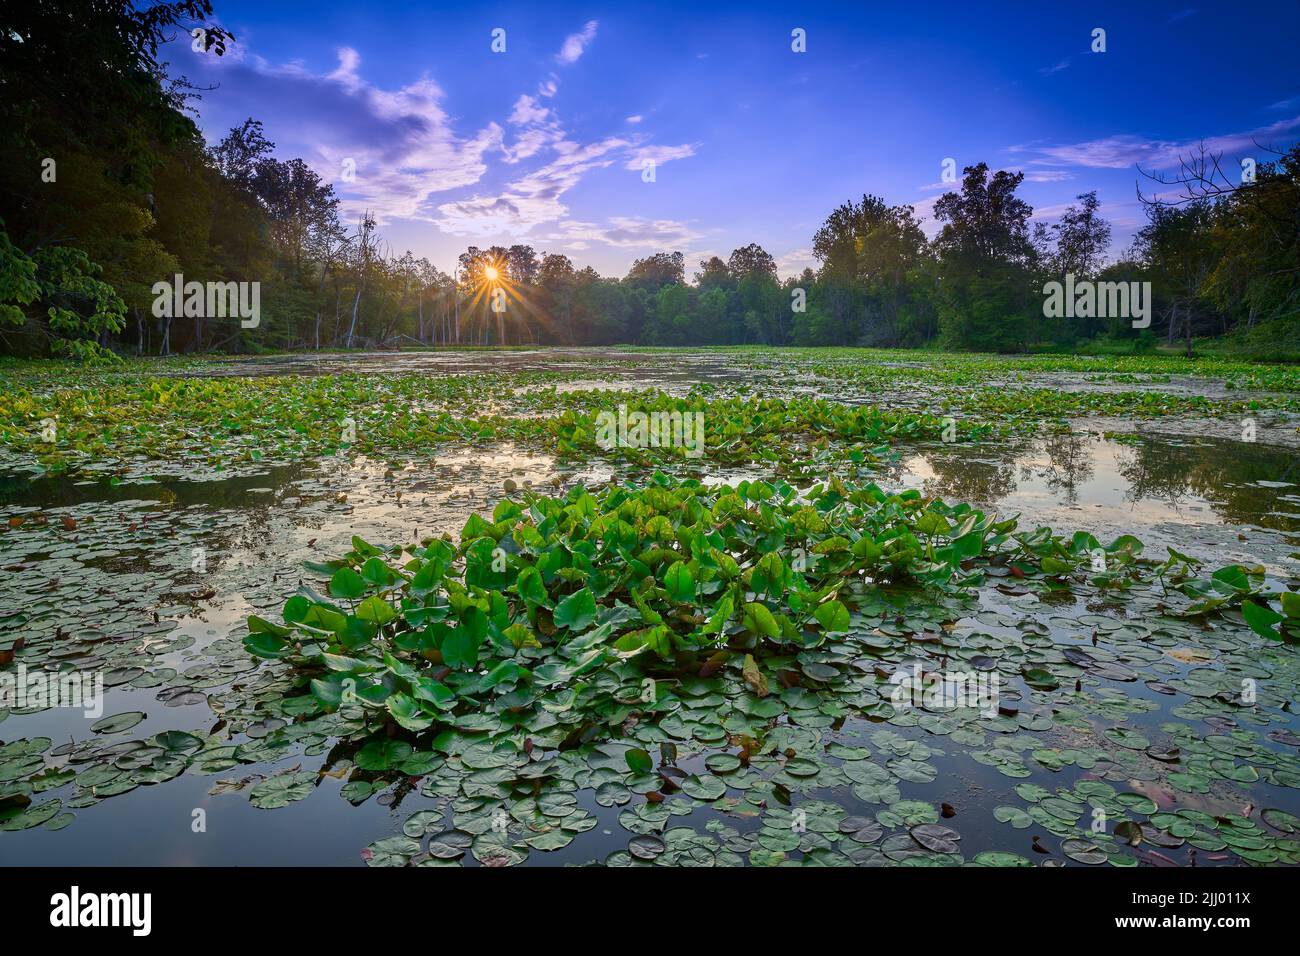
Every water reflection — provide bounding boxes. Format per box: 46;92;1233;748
1039;431;1096;506
1114;437;1300;530
896;431;1300;572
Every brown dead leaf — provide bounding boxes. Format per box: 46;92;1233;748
742;653;769;697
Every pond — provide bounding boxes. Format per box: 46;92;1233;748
2;349;1299;867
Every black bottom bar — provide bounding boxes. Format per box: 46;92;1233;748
0;864;1280;939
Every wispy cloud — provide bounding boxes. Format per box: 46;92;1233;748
624;143;698;170
436;130;698;239
1029;201;1077;221
556;20;598;65
1166;8;1197;24
435;18;698;242
508;95;550;126
1022;169;1075;183
184;45;502;223
917;164;1072;191
549;216;703;250
435;137;631;236
502;93;566;164
182;25;698;249
909;195;945;239
1012;114;1300;170
775;248;816;279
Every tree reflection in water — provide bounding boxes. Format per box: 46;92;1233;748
904;432;1300;540
908;445;1023;506
1115;435;1300;532
1039;430;1095;506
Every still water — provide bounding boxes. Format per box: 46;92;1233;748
3;356;1298;866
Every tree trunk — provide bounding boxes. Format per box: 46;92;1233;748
346;285;363;347
312;260;330;351
333;279;342;346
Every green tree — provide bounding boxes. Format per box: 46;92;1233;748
933;164;1037;350
0;222;126;360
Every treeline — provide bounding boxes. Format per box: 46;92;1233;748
1;1;1297;359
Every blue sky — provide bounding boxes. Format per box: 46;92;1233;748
168;1;1300;278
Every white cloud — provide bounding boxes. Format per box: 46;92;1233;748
1020;115;1300;171
437;130;701;239
551;217;704;249
1029;201;1077;221
187;46;504;224
508;95;551;126
556;21;598;65
1022;169;1075;183
909;195;945;239
624;143;699;170
775;248;816;279
184;29;702;255
502;88;572;165
500;128;553;165
917;164;1067;191
327;46;363;90
435;137;632;236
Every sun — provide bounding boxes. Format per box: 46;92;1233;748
484;265;499;281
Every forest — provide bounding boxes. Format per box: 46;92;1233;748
1;0;1298;362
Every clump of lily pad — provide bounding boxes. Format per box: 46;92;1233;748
224;473;1300;867
243;473;1030;732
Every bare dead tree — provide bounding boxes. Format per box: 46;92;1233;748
1137;139;1292;228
